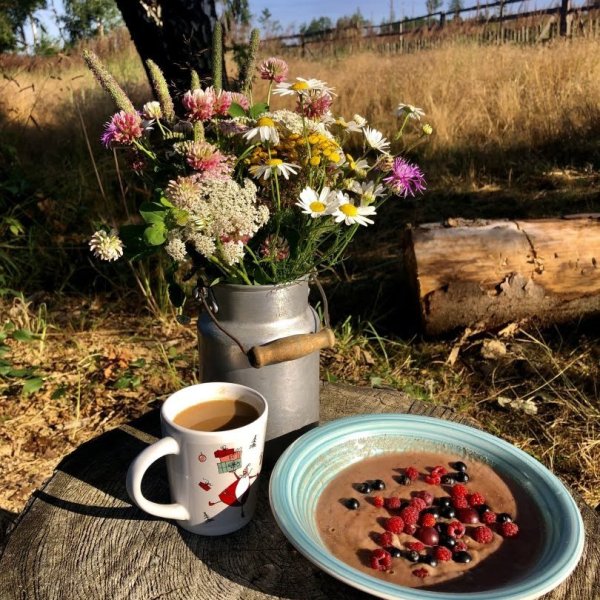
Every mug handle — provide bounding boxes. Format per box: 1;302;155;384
126;436;190;521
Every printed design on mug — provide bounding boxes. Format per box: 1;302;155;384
198;478;212;491
208;463;258;518
214;445;243;474
198;452;207;463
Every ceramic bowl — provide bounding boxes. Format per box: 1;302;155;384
269;414;584;600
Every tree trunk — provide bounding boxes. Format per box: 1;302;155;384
114;0;219;101
404;216;600;335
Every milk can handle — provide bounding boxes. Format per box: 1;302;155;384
195;276;336;369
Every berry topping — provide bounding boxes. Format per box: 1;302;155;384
454;540;468;552
400;505;420;525
472;525;494;544
419;554;438;567
457;508;480;524
478;503;491;514
420;513;437;527
396;474;411;485
403;523;418;535
453;551;473;564
424;475;442;485
385;496;402;510
415;490;434;506
410;497;427;511
441;506;457;519
406;541;425;552
440;534;456;549
372;496;385;508
370;548;393;571
385;516;405;534
389;547;403;558
497;513;513;524
378;531;394;547
345;498;360;510
358;482;373;494
372;479;386;491
455;472;470;483
431;465;448;476
441;474;456;485
405;466;419;481
412;567;429;578
451;484;469;498
424;506;440;518
447;521;466;538
437;497;452;508
434;546;453;561
405;549;421;563
499;522;519;538
481;511;497;525
467;492;486;507
453;461;468;472
417;526;440;546
452;496;469;509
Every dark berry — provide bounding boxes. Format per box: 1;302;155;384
437;497;452;508
453;551;472;564
424;507;440;519
389;547;403;558
457;508;480;524
373;479;386;491
346;498;360;510
440;535;456;549
436;522;448;534
396;474;411;485
453;461;468;473
441;506;456;519
441;474;456;485
455;472;469;483
497;513;513;523
358;482;373;494
478;504;491;514
417;526;440;546
405;550;420;563
419;554;438;567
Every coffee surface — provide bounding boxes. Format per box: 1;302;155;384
173;399;258;431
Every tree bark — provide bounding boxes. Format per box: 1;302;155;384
404;216;600;335
114;0;219;101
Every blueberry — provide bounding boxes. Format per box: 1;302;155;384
419;554;438;567
425;507;440;519
453;461;468;473
373;479;386;491
441;506;456;519
453;551;472;564
358;482;372;494
388;547;402;558
497;513;513;523
396;474;411;486
440;534;456;549
441;474;456;485
436;522;448;534
346;498;360;510
437;497;452;508
405;550;420;563
455;472;469;483
478;504;491;515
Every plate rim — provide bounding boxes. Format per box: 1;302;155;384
269;413;585;600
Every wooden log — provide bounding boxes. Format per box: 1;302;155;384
404;216;600;335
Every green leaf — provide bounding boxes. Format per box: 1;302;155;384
139;202;167;225
168;282;186;307
13;329;37;342
228;102;247;118
130;358;146;368
249;102;269;119
51;384;68;400
0;344;8;356
8;368;34;377
0;331;7;341
22;377;44;395
144;223;167;246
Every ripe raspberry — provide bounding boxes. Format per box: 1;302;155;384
472;526;494;544
467;492;486;507
372;496;385;508
431;465;448;477
424;475;441;485
454;540;468;552
452;496;469;509
415;490;434;506
370;548;393;571
400;505;420;525
405;466;419;481
499;522;519;538
451;484;469;497
406;541;425;552
385;496;402;510
420;513;436;527
409;497;427;511
412;567;429;578
385;516;405;534
379;531;394;547
433;546;453;561
481;511;497;525
404;523;418;536
447;521;466;538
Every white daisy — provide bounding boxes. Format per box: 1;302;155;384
243;116;280;145
350;180;386;205
363;127;390;153
332;194;377;227
396;103;426;121
344;154;370;174
272;77;335;97
295;186;338;218
352;114;367;127
249;159;299;180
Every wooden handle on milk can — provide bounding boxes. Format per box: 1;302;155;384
247;327;336;368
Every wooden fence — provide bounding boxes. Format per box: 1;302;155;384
261;2;600;58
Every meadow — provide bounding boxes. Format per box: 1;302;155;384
0;31;598;518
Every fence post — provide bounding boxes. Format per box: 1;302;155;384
440;12;446;28
559;0;570;36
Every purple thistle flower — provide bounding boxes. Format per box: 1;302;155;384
383;157;426;198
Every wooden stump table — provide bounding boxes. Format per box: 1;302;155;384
1;383;598;599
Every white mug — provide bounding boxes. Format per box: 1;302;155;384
126;382;268;535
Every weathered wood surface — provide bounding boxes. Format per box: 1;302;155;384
1;383;598;600
405;217;600;334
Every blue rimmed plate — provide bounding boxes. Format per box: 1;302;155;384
269;414;584;600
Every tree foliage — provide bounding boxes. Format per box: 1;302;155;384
448;0;464;18
300;16;333;36
426;0;443;14
0;0;46;51
62;0;122;43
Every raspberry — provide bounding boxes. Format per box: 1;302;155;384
405;466;419;481
372;496;385;508
454;540;468;552
452;496;469;509
370;548;393;571
499;522;519;538
420;513;436;527
415;491;434;506
406;541;425;552
433;546;453;561
409;497;427;511
424;475;442;485
431;465;448;477
467;492;486;507
451;484;468;497
447;521;466;538
385;516;405;534
472;525;494;544
400;505;420;525
403;523;418;535
481;511;497;525
385;496;402;510
412;567;429;578
379;531;394;547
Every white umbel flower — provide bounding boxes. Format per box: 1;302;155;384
363;127;390;153
332;194;377;227
142;101;162;120
243;116;280;145
249;159;300;180
296;186;338;218
89;230;124;261
396;103;426;120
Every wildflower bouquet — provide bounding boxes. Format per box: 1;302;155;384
85;29;429;294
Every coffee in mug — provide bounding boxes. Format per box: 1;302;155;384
173;399;259;432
